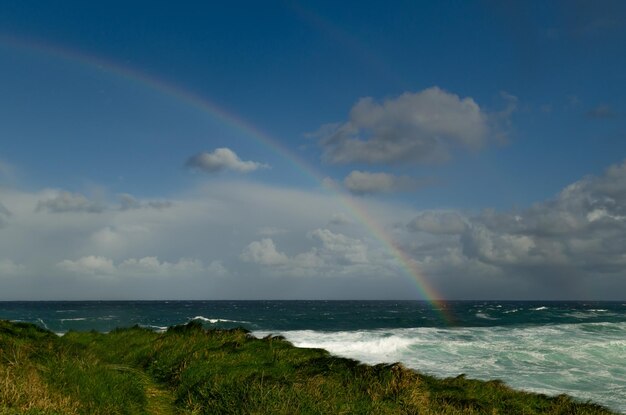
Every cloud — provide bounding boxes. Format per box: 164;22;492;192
5;160;626;300
58;255;116;276
206;260;228;277
0;259;24;276
0;202;11;227
118;256;205;276
0;159;13;178
403;159;626;298
586;104;617;119
239;229;377;278
36;191;104;214
57;255;219;278
257;227;288;236
118;193;173;211
0;180;410;299
309;228;369;265
186;148;269;173
240;238;289;265
408;211;467;235
321;177;341;190
316;87;494;164
344;170;420;195
328;213;353;226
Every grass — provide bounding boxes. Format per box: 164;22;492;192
0;320;618;414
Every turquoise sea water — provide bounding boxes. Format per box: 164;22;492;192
1;301;624;412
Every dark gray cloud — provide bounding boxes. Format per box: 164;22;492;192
407;159;626;298
315;87;509;165
186;148;268;173
36;191;104;214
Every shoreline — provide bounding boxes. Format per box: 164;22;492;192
1;319;619;414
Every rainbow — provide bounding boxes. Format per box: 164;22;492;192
0;35;453;322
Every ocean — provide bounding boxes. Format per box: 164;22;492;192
1;300;624;413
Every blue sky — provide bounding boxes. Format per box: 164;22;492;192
1;1;625;300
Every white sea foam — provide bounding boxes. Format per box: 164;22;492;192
60;318;87;322
139;324;168;333
190;316;249;324
532;306;549;311
254;321;626;413
475;312;499;320
278;330;415;359
565;312;594;319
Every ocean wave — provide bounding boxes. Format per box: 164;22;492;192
531;306;549;311
475;312;499;320
503;308;519;314
255;329;415;358
60;318;88;322
190;316;249;324
139;324;168;333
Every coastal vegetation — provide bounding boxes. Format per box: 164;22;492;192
0;320;617;415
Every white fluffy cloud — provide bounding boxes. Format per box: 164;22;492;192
186;148;268;173
309;228;369;264
344;170;419;195
317;87;493;164
240;229;380;278
240;238;289;265
58;255;116;276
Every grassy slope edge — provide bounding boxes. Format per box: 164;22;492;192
0;320;618;415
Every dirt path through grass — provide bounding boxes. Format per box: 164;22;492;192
107;364;176;415
144;379;176;415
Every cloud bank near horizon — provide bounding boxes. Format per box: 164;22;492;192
0;159;625;300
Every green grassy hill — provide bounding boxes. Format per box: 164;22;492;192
0;320;617;415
